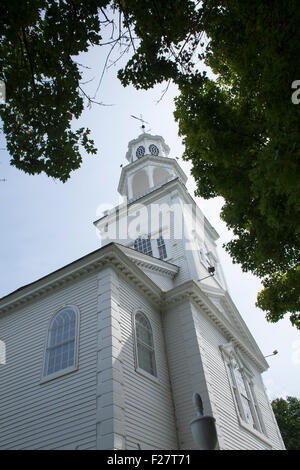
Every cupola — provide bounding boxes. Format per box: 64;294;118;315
118;133;187;200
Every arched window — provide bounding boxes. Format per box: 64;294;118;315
43;306;79;378
134;312;157;377
221;344;265;434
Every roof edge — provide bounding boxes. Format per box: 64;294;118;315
0;243;163;313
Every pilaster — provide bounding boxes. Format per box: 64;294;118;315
163;300;220;449
95;267;127;449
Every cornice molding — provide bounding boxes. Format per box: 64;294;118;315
0;244;267;373
94;178;219;242
94;177;180;228
164;281;268;373
133;260;176;277
0;245;162;314
117;244;179;279
221;290;268;365
200;285;256;346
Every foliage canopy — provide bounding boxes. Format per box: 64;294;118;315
0;0;299;326
118;0;300;328
272;396;300;450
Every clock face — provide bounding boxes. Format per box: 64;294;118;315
149;144;159;156
136;145;145;158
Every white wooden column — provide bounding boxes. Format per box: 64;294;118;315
96;267;127;449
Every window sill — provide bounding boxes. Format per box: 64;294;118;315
238;419;272;447
135;367;160;385
40;365;78;384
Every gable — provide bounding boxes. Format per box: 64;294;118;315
199;283;267;367
116;244;179;292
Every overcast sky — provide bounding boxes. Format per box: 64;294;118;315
0;41;299;401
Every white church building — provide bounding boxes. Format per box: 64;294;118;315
0;133;285;450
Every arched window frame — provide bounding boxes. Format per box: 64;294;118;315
220;343;266;437
133;311;158;380
41;305;80;382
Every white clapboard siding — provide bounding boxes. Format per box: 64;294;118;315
191;303;284;450
0;249;284;451
0;274;98;450
162;300;209;450
137;268;174;291
117;274;178;450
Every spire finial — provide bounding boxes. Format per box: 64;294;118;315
131;114;150;133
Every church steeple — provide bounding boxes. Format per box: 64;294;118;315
94;133;228;291
125;133;170;162
118;133;187;200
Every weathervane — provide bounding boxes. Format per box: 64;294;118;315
131;114;150;133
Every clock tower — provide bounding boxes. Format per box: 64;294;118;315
94;133;228;291
0;132;285;451
118;133;187;200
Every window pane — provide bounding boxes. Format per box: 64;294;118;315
136;313;153;347
44;308;77;376
137;343;156;376
62;319;70;341
47;351;55;375
157;236;167;259
49;325;58;346
136;324;152;346
56;324;63;345
242;396;255;427
135;313;156;376
235;368;247;397
68;340;75;366
231;359;259;429
136;313;149;328
134;236;153;256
